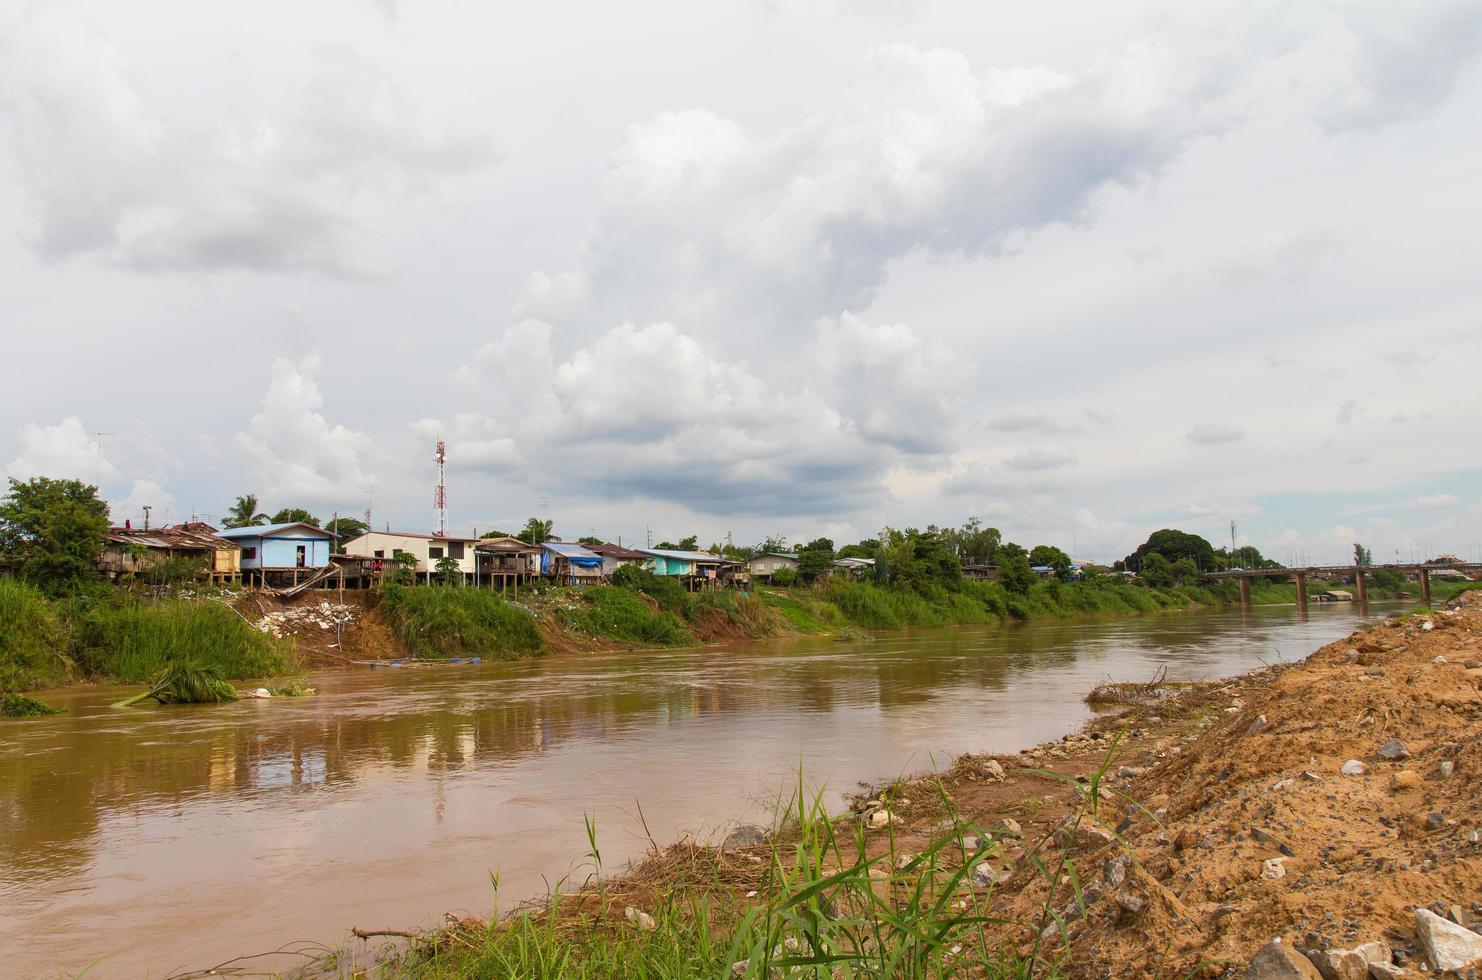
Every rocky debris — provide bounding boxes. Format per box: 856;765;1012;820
1262;858;1289;880
1247;939;1323;978
1302;946;1369;980
982;758;1006;781
256;600;357;637
1252;826;1296;857
1376;738;1411;761
1104;854;1131;887
1439;760;1456;779
623;906;656;930
894;851;917;871
721;825;767;853
1341;760;1367;777
1414;907;1482;973
1388;771;1422;792
1114;886;1146;915
865;809;895;829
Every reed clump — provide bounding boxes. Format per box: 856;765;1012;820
565;586;692;646
377;584;545;659
0;578;71;691
74;597;296;682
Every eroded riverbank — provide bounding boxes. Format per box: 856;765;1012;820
0;602;1416;977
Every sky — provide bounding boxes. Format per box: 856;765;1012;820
1;0;1480;566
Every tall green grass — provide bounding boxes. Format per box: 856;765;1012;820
377;584;545;659
565;586;692;646
74;598;297;682
0;578;71;691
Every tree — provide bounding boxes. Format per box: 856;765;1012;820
951;517;1002;564
1029;544;1073;581
0;477;110;594
324;516;369;550
269;507;320;527
1123;529;1215;572
519;518;555;545
998;553;1036;595
655;535;700;551
797;537;837;583
1170;557;1200;586
1138;552;1174;588
1353;543;1373;567
224;494;269;528
578;535;603;547
389;551;418;584
434;555;461;586
757;535;789;554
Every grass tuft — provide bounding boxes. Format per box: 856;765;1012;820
377;584;545;659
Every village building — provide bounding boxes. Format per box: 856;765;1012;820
474;536;542;590
540;541;605;584
746;552;798;583
99;523;241;584
640;548;729;589
831;556;875;581
586;541;650;577
342;530;481;584
217;522;335;587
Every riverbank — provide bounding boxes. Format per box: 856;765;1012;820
344;592;1482;978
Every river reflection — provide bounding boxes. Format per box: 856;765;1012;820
0;602;1402;977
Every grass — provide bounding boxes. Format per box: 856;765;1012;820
73;597;297;682
564;586;693;646
0;578;71;691
1;692;64;717
362;758;1113;980
377;583;546;659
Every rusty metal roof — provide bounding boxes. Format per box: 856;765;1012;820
108;525;239;551
586;542;650;560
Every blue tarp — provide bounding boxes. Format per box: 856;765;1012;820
541;541;603;574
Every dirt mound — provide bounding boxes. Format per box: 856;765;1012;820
233;589;401;668
845;593;1482;977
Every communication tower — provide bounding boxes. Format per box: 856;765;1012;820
433;439;448;537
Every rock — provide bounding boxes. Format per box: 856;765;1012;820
1426;812;1446;831
1365;666;1386;678
1465;659;1482;670
1104;854;1131;887
1388;771;1421;792
999;817;1022;836
1261;857;1288;880
623;906;656;930
721;825;767;852
1247;939;1324;979
894;851;917;870
982;758;1006;781
1252;826;1296;857
1414;907;1482;973
1376;738;1410;761
866;809;895;829
961;834;985;854
1365;964;1413;979
1114;887;1146;914
1301;770;1325;782
1341;760;1367;777
1439;760;1456;779
1304;948;1370;980
1351;941;1391;965
1248;714;1270;735
730;959;749;976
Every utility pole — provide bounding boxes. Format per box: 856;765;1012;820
142;504;152;530
91;431;113;485
363;488;375;529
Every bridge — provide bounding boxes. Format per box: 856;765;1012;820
1201;562;1482;611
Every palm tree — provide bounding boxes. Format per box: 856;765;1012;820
224;494;270;529
519;517;556;545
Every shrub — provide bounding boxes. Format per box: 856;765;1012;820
376;584;545;659
567;587;691;645
0;578;71;691
2;693;64;717
611;564;689;614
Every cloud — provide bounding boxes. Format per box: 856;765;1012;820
233;355;382;505
0;12;491;275
1317;1;1482;132
1004;448;1077;471
1186;423;1245;445
1404;493;1460;511
1383;350;1436;367
523;39;1238;336
4;416;114;483
1336;400;1358;425
988;412;1066;434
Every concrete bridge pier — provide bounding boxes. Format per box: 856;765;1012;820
1239;577;1251;609
1355;568;1368;604
1294;571;1308;614
1420;568;1431;606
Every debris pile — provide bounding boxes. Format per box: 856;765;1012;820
256;601;357;637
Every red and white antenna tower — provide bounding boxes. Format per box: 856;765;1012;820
433;438;448;537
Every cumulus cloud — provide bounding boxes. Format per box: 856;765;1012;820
524;39;1238;336
1004;448;1077;471
0;11;490;274
987;412;1066;434
5;416;114;482
1186;423;1245;445
1317;1;1482;132
234;355;382;504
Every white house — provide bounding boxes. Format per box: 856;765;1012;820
343;530;482;583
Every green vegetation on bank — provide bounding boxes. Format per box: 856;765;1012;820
0;578;296;695
376;583;545;659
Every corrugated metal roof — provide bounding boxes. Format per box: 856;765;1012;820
640;548;722;562
352;529;482;542
587;542;650;560
108;525;238;550
542;541;602;559
217;522;334;539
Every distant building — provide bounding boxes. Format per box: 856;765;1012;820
99;523;241;584
475;536;542;588
217;522;335;586
540;541;605;584
831;556;875;581
961;564;998;581
747;552;799;582
586;542;651;577
641;548;728;588
343;530;481;584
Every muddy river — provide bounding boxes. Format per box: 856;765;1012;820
0;602;1405;977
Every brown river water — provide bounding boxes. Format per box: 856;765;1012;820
0;602;1405;978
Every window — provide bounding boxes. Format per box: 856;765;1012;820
449;542;465;559
373;549;384;558
242;547;257;560
429;546;444;559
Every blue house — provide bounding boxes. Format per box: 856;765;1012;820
217;522;335;585
540;541;604;584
